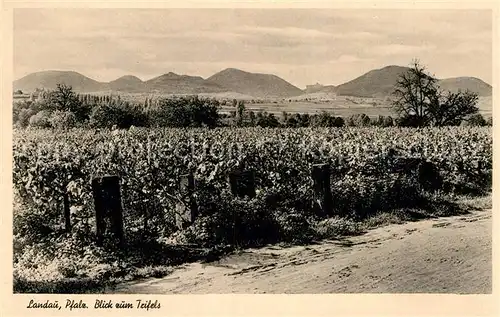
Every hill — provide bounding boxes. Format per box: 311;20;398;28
438;77;492;96
13;70;106;93
207;68;303;98
144;72;225;94
14;67;492;99
331;66;492;98
334;65;410;98
108;75;145;92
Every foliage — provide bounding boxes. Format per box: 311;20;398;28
13;126;492;290
346;113;371;127
149;96;220;128
13;127;492;239
462;113;487;127
49;110;77;129
15;106;36;128
28;110;52;128
89;102;148;128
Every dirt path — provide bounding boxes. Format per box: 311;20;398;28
110;206;491;294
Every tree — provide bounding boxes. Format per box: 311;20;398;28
392;60;479;127
235;100;245;127
285;115;299;128
256;112;280;128
373;115;385;127
43;84;92;122
428;90;479;126
17;108;36;128
346;113;371;127
331;116;345;127
151;96;219;128
311;111;333;127
461;113;487;127
248;111;256;127
46;84;80;111
383;116;394;127
89;101;148;129
299;113;310;127
486;116;493;126
282;111;289;124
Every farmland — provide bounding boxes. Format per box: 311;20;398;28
32;91;491;118
13;126;492;293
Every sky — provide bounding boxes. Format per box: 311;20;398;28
13;9;492;88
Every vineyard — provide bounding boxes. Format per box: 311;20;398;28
13;126;492;293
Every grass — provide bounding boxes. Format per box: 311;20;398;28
13;265;173;294
361;193;491;230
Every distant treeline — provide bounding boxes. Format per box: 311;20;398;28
13;84;491;129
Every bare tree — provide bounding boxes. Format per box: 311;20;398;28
48;84;81;112
392;60;479;127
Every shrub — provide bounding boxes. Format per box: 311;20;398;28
462;113;487;127
150;96;220;128
29;110;52;128
49;110;77;129
89;102;148;128
312;217;363;239
273;208;313;243
16;108;36;128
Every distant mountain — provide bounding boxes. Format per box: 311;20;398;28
145;72;225;94
108;75;145;92
13;70;106;93
334;65;410;98
207;68;303;98
437;77;492;96
331;65;492;98
14;67;492;99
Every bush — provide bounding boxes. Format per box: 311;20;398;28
89;102;148;128
313;217;363;239
29;110;52;128
16;108;36;128
49;110;77;129
150;96;220;128
346;113;371;127
462;113;487;127
273;208;313;243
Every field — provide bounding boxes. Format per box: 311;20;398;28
17;91;490;118
13;126;492;293
95;93;492;117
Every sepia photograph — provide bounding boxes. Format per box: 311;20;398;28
11;7;493;296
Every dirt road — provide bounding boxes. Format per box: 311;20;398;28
111;206;491;294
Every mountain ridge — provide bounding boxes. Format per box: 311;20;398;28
13;66;492;98
206;68;304;98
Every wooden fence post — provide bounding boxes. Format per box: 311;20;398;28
312;163;333;216
92;175;124;247
63;192;71;232
227;169;256;246
175;174;198;230
228;169;256;198
417;161;442;191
